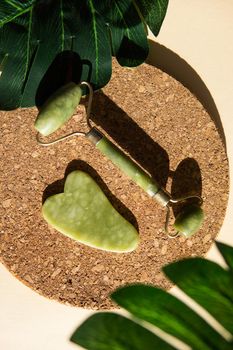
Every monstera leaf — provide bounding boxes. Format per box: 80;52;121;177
0;0;169;110
71;241;233;349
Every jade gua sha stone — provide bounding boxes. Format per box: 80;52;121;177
42;171;139;253
36;82;204;239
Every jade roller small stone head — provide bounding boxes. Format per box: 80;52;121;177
35;81;204;239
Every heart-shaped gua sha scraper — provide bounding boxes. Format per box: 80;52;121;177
42;171;139;252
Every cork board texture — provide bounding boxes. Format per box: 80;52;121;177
0;61;229;309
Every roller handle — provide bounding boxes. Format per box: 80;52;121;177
86;127;171;206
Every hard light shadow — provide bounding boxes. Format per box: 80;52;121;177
36;51;92;107
42;159;139;231
147;40;226;149
171;158;202;216
88;91;170;189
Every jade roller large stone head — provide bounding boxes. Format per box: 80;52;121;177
35;81;204;242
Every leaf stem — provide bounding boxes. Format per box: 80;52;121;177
88;0;98;82
0;1;35;28
60;0;65;51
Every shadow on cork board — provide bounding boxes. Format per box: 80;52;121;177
147;40;226;150
42;159;139;231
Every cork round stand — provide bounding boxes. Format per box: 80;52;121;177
0;61;229;309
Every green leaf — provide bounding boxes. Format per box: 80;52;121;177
163;258;233;335
22;0;112;106
134;0;169;36
216;241;233;272
0;0;112;109
0;11;36;109
0;0;167;110
0;52;8;73
20;3;67;107
0;0;35;27
98;0;149;67
112;284;231;350
70;312;176;350
72;1;112;88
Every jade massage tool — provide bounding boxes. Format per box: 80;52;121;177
42;170;139;253
35;82;204;239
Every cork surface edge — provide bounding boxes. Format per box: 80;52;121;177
0;61;229;309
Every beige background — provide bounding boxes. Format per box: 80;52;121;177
1;0;233;349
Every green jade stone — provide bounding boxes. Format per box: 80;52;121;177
35;82;82;136
42;171;139;253
88;131;204;237
174;204;204;237
95;137;159;196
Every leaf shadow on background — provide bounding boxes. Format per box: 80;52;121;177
147;40;226;150
171;158;202;217
42;159;138;231
35;51;92;107
87;91;170;189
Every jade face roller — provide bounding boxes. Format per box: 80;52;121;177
35;82;204;238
